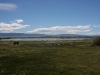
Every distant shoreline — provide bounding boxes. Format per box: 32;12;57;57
0;36;93;39
0;36;93;41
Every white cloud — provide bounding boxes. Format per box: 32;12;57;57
0;19;30;32
11;19;23;23
93;25;100;27
0;3;17;10
87;32;100;35
27;24;91;34
84;29;91;32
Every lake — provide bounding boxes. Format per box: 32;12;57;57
1;37;92;41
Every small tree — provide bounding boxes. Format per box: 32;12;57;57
92;36;100;46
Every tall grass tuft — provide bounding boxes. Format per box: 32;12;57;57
92;36;100;46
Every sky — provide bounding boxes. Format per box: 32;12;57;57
0;0;100;35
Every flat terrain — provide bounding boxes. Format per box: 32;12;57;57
0;40;100;75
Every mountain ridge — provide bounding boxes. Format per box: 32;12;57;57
0;33;92;37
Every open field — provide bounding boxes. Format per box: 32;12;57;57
0;40;100;75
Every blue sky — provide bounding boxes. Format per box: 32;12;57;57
0;0;100;35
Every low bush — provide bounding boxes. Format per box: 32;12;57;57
92;36;100;46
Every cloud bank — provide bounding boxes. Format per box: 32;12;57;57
0;19;30;32
0;3;17;10
1;19;99;35
27;24;91;34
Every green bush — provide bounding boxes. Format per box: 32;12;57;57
92;36;100;46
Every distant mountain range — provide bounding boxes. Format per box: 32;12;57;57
0;33;94;38
0;33;45;37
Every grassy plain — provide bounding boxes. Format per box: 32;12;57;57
0;40;100;75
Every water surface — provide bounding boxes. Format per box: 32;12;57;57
1;37;92;41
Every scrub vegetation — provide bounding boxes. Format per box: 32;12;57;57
0;40;100;75
92;36;100;46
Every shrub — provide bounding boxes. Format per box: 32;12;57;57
92;36;100;46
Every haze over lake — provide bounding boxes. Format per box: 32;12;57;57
1;37;92;41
